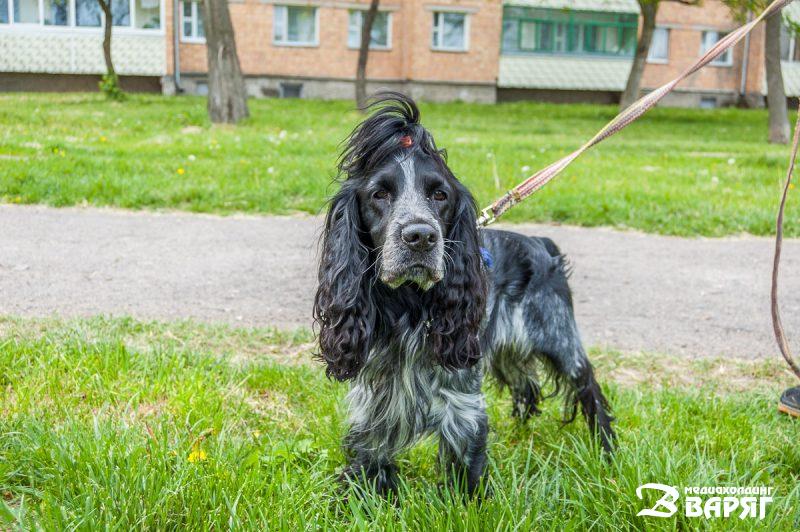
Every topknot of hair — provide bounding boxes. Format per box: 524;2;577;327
338;91;444;179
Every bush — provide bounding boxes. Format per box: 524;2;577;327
99;73;125;101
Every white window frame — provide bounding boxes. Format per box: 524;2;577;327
781;22;798;62
180;0;204;43
273;4;319;47
0;0;163;33
785;33;798;62
647;26;669;64
431;10;469;52
701;30;733;67
347;9;391;50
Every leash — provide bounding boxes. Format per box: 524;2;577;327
772;103;800;381
476;0;794;227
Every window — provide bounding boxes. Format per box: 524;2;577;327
2;0;160;28
112;0;130;26
44;0;69;25
432;11;467;51
134;0;159;29
699;96;718;109
648;27;669;62
279;82;303;98
701;31;732;66
347;9;390;49
13;0;39;23
274;5;317;46
181;0;205;41
501;7;637;56
76;0;101;26
780;23;800;62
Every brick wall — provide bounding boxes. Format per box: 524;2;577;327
166;0;501;85
641;0;765;98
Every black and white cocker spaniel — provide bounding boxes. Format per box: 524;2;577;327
314;92;614;497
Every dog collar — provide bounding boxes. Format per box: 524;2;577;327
480;247;494;269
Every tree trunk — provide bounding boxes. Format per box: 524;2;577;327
620;1;657;109
201;0;249;124
355;0;380;110
765;9;790;144
98;0;115;76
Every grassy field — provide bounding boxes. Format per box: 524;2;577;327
1;93;799;237
0;317;798;529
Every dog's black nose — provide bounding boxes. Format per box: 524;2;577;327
401;223;438;252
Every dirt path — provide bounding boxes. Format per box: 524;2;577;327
2;204;799;359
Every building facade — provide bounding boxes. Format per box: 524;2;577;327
1;0;799;107
0;0;166;91
168;0;502;103
497;0;639;103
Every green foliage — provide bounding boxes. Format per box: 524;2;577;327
0;93;798;237
0;317;798;529
99;73;125;101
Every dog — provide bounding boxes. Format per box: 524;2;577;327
314;92;614;497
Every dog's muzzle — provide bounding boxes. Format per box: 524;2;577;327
380;222;445;290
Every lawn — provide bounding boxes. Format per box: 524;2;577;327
1;93;799;237
1;317;798;529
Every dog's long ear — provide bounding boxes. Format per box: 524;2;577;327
428;186;487;370
313;182;373;381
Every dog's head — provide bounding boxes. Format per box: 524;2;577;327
314;92;486;381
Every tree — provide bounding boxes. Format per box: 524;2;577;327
355;0;381;110
765;9;790;143
724;1;789;143
96;0;123;99
200;0;249;124
620;0;701;110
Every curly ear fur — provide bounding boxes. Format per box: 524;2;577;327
428;185;487;370
313;181;374;381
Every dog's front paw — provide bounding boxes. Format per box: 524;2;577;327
340;462;399;499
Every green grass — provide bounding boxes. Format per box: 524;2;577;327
1;93;799;237
1;317;798;529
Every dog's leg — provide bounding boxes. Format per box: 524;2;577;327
571;359;615;453
341;379;415;498
433;375;489;496
492;355;542;422
511;378;542;421
340;451;399;497
534;309;616;453
520;269;615;452
437;413;488;496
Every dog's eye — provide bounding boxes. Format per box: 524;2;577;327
431;190;447;202
373;189;390;201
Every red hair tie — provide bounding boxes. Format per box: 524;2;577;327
399;135;413;148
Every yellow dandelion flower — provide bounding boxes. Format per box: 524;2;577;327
100;136;107;142
790;183;796;190
177;167;185;175
188;447;207;463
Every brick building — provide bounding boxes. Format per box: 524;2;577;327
1;0;799;107
167;0;502;102
498;0;800;107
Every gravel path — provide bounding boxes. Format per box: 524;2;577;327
2;204;799;359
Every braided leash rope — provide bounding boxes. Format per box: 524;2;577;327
772;103;800;380
477;0;794;227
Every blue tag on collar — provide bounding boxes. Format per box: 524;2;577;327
480;247;494;269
